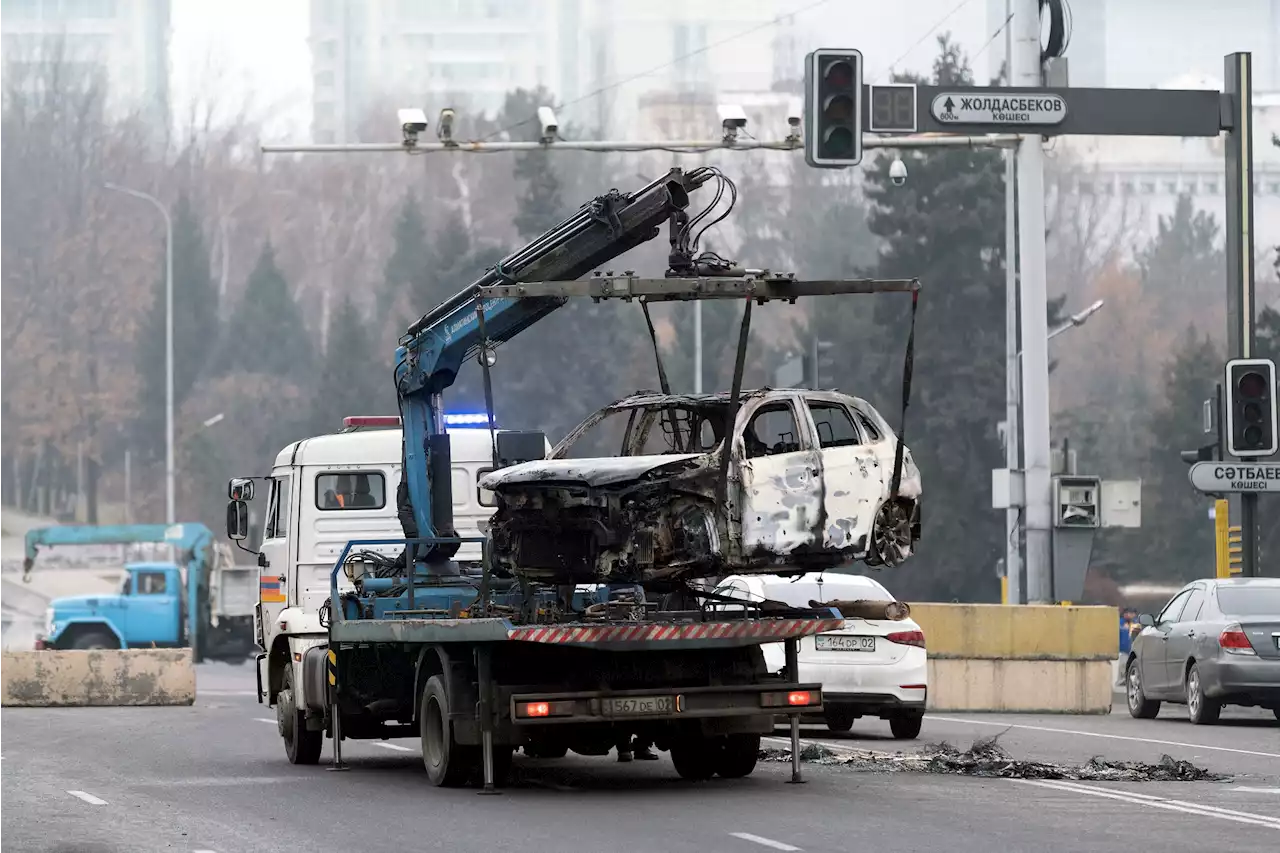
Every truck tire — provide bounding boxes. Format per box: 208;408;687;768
713;734;760;779
670;738;716;781
72;631;118;650
420;675;477;787
278;666;323;765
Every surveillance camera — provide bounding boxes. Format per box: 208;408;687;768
398;107;428;142
437;108;455;142
717;104;748;132
537;106;558;143
889;157;908;186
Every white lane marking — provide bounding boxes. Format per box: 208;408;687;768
729;832;803;851
1235;787;1280;794
372;742;414;753
253;718;276;724
928;715;1280;759
67;790;108;806
193;849;220;852
1010;779;1280;830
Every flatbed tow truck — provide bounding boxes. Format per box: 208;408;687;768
228;165;919;788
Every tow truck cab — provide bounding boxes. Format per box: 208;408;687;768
38;562;183;650
233;415;551;706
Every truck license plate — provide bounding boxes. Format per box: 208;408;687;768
816;635;876;652
602;695;675;716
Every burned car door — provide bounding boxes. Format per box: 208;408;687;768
736;397;823;561
804;400;880;552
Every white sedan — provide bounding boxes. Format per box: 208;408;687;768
707;571;928;738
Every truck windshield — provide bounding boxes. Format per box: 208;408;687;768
558;403;729;459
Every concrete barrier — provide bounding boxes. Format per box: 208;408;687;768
1;649;195;707
910;603;1118;714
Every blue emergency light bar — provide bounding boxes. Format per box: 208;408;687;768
342;414;494;430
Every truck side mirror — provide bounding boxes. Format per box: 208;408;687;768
228;478;255;501
227;500;249;540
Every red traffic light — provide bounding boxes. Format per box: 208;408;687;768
1237;370;1268;398
823;59;854;88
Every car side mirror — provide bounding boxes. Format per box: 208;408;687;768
228;478;254;501
1138;613;1155;627
226;500;249;541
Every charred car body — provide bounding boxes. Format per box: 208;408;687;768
480;388;922;585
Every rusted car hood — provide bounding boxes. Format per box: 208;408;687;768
480;454;704;489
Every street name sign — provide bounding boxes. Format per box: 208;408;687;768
929;92;1067;126
1188;461;1280;494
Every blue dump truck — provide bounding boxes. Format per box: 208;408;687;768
24;523;257;663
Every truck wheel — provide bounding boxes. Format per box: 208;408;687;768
72;631;118;650
713;734;760;779
889;711;924;740
420;675;477;787
278;666;322;765
670;738;716;781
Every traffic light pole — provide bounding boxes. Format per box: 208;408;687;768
1224;53;1260;578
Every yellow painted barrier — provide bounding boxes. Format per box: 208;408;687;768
905;603;1118;713
910;603;1117;661
0;649;195;707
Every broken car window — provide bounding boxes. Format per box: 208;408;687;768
633;405;727;455
808;403;864;449
560;408;634;458
743;404;801;458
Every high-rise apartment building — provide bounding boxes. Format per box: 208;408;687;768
1;0;170;124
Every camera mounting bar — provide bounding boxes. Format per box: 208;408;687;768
477;272;920;304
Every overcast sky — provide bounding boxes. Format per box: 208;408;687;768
167;0;999;142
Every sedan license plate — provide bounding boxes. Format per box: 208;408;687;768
816;635;876;652
602;695;675;716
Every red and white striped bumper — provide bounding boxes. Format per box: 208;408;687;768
506;618;844;646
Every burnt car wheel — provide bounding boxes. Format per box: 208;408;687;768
867;501;913;568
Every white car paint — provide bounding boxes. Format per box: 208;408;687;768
709;572;928;730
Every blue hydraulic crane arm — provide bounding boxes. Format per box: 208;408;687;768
22;522;215;660
394;168;711;547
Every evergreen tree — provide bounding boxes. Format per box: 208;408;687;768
381;192;434;317
221;242;311;379
477;87;652;439
135;193;219;457
309;295;386;432
1137;329;1222;582
1138;193;1224;329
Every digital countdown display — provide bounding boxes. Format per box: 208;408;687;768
868;84;918;133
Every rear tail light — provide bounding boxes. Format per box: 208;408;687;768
1219;625;1256;655
886;630;926;648
761;689;822;709
515;699;574;719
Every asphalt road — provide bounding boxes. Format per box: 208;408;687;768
2;663;1277;853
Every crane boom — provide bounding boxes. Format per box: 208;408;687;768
394;168;713;554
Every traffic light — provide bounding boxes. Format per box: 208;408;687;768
1225;358;1278;457
814;339;837;388
804;48;863;169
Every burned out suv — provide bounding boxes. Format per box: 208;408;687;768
479;389;922;585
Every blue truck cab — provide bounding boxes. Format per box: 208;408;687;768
38;562;184;651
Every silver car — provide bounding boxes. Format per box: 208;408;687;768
1126;577;1280;724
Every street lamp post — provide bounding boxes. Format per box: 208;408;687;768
105;183;174;525
1006;298;1106;604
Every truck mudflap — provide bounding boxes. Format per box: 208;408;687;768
505;618;844;649
509;682;824;725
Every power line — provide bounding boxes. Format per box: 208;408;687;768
972;12;1015;74
873;0;978;83
484;0;837;141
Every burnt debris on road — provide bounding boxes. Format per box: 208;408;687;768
759;734;1227;783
